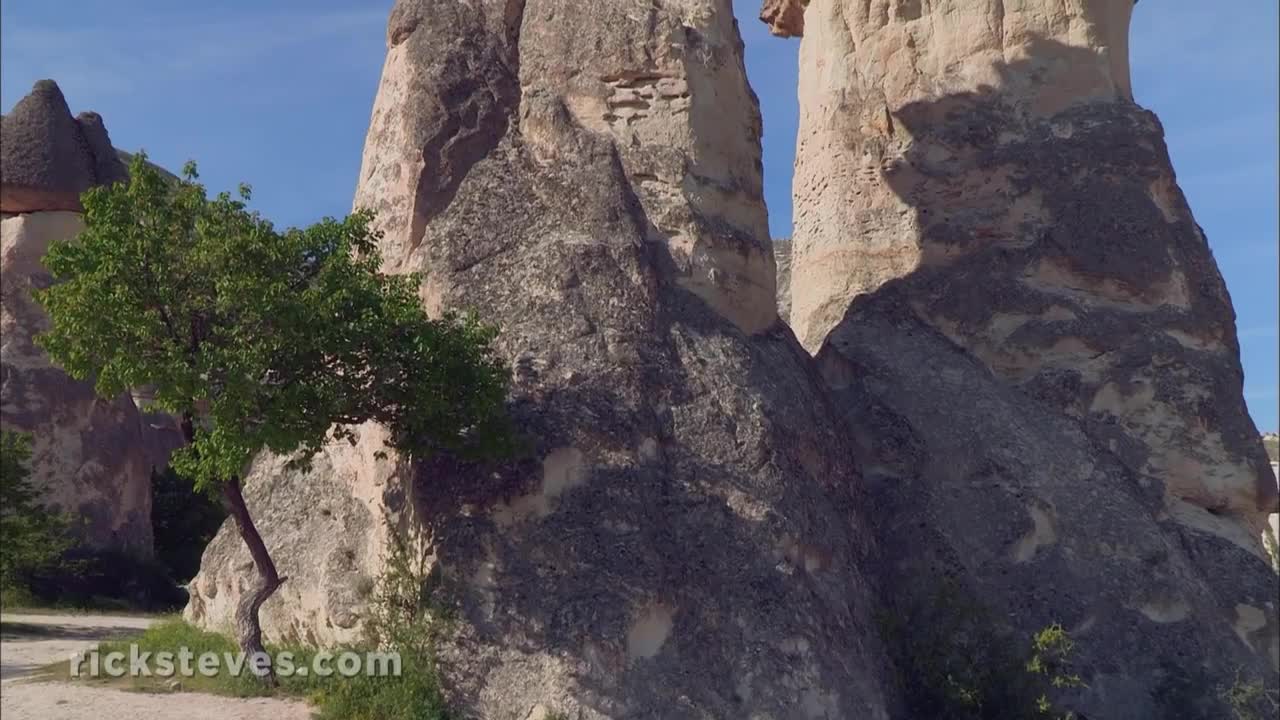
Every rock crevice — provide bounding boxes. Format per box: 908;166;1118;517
187;3;891;718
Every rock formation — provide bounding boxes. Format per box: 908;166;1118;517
186;2;893;717
766;0;1279;715
1;80;175;555
184;0;1278;717
761;0;808;37
774;238;793;318
776;0;1276;549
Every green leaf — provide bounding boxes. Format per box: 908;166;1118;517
34;153;513;491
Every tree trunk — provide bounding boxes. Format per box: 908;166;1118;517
181;414;286;682
221;474;287;683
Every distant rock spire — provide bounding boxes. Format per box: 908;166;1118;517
1;79;127;213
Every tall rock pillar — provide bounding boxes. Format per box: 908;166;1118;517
764;1;1278;716
777;0;1275;553
1;80;175;555
186;2;894;717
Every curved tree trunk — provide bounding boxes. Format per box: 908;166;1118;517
180;414;285;682
221;474;286;682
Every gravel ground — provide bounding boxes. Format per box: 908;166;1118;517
0;613;312;720
1;613;155;680
0;682;314;720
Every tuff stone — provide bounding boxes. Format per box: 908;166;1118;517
0;82;175;555
784;0;1275;556
774;238;793;319
760;0;808;37
1;212;160;554
0;80;128;213
821;289;1279;717
185;1;892;717
779;0;1279;714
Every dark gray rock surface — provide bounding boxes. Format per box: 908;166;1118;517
187;2;893;718
1;80;127;213
820;288;1278;719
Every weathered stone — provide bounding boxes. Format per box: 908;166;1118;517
0;82;175;556
760;0;808;37
821;289;1278;717
185;426;407;647
0;80;127;213
1;212;157;554
774;238;793;320
773;0;1279;714
187;1;892;718
784;0;1275;554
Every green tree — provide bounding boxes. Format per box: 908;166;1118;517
35;154;511;669
0;431;71;592
151;465;226;584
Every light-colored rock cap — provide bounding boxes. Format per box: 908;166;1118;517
778;0;1275;555
760;0;808;37
761;0;1137;115
355;0;779;334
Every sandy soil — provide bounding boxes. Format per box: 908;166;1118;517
0;683;314;720
0;613;155;680
0;613;312;720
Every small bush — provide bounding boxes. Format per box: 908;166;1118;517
92;618;271;697
1220;668;1280;720
151;466;226;583
0;431;72;592
2;430;199;611
64;530;456;718
877;577;1084;719
22;547;186;612
309;529;452;720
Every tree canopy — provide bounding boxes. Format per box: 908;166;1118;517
36;155;512;491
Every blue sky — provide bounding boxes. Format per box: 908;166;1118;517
2;1;1276;430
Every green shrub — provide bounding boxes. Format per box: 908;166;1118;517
1;429;198;612
0;431;71;592
1219;668;1280;720
22;547;186;611
151;466;226;583
92;618;270;697
309;529;452;720
877;578;1084;719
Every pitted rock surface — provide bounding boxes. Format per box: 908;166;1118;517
1;212;159;554
0;81;174;554
774;0;1279;715
774;238;793;320
1;80;128;213
782;0;1274;547
186;2;892;718
821;289;1278;718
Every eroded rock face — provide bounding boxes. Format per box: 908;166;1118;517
186;2;892;718
774;238;793;319
773;0;1279;713
785;0;1275;554
822;290;1278;717
0;81;173;555
185;424;413;646
1;213;158;554
760;0;808;37
1;80;129;213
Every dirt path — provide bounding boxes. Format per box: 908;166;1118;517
0;613;312;720
0;613;154;680
1;682;314;720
